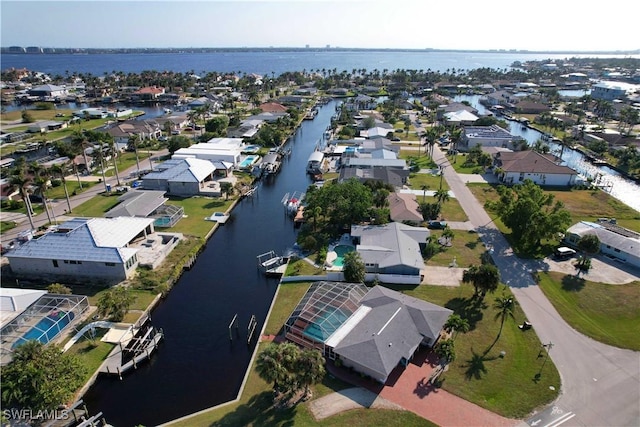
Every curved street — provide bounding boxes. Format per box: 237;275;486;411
432;144;640;427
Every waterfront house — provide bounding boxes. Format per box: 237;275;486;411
104;190;184;228
105;120;162;144
350;222;429;284
442;110;479;126
142;158;216;196
284;282;451;384
172;138;243;167
339;166;409;189
460;124;516;151
591;81;638;101
131;86;165;101
27;120;67;133
493;150;578;186
27;84;67;99
6;217;156;284
563;221;640;268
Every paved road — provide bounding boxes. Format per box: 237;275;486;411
1;149;168;244
432;145;640;427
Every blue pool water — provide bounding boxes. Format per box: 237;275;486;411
303;308;350;342
239;155;258;168
333;244;355;267
12;311;75;348
154;216;171;227
242;145;260;154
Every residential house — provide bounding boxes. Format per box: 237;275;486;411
350;222;429;284
365;127;395;139
564;221;640;268
591;81;637;101
442;110;479;126
105;190;184;228
6;217;156;284
339;166;409;189
493;150;578;186
172;138;243;166
28;84;67;99
259;102;288;113
105;120;162;144
245;111;289;123
142;158;215;196
387;192;423;224
513;100;551;115
131;86;165;101
331;285;452;383
461;125;516;151
284;282;451;384
345;94;377;111
27;120;67;133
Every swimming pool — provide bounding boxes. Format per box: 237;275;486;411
303;308;350;342
242;145;260;154
12;310;75;348
332;244;355;267
239;155;259;169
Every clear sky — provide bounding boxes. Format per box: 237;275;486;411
1;0;638;52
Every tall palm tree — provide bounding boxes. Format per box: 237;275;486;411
70;130;92;173
128;134;141;174
8;172;35;230
434;188;450;207
107;136;121;186
421;184;430;203
50;163;72;213
296;348;326;399
493;293;517;339
33;175;53;224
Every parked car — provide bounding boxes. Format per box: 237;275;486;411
554;247;576;260
428;220;448;229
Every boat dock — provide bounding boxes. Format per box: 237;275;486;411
257;250;288;276
99;321;164;380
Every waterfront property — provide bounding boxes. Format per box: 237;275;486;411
172;138;244;167
142;158;216;196
324;234;356;270
5;217;155;284
461;124;517;151
350;222;429;284
493;150;579;186
284;282;452;384
563;220;640;268
104;190;184;228
0;290;89;365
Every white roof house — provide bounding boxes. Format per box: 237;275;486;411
564;221;640;268
443;110;479;125
6;217;155;284
173;140;242;166
0;289;47;327
461;125;516;151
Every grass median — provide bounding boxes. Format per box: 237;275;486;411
536;271;640;350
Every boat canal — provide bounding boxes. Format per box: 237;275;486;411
83;101;339;426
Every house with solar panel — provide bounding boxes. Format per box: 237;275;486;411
460;124;517;151
284;282;452;384
5;217;156;285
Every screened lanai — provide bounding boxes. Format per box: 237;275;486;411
1;293;89;365
284;281;368;353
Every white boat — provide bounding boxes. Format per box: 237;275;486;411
204;212;230;223
163;108;173;114
282;191;305;216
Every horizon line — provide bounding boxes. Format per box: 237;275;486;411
2;46;640;54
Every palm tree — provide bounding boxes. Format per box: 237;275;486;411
33;175;53;224
8;172;35;230
421;184;430;203
256;344;288;391
434;188;450;208
295;349;326;400
435;338;456;363
107;137;121;186
462;264;500;300
493;293;517;339
128;134;141;175
50;163;72;213
70;130;92;173
443;314;469;340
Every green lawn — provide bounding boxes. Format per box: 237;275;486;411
98;152;152;178
47;180;98;201
408;173;450;192
169;282;437;427
1;221;17;233
285;258;325;277
426;229;486;267
537;272;640;350
390;284;560;418
71;193;121;217
65;333;115;385
164;196;236;236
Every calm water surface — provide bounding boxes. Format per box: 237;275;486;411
82;101;337;426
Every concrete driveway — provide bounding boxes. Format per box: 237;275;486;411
432;145;640;427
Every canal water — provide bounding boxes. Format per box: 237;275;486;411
83;101;338;426
454;94;640;212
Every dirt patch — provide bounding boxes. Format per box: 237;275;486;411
308;387;403;420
